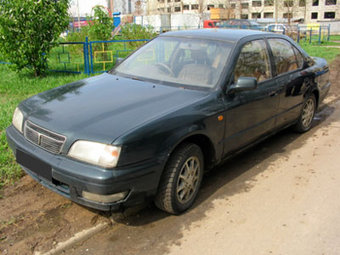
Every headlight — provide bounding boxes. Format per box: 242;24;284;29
68;141;121;168
12;107;24;133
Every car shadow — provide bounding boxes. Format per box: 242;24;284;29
79;102;336;255
106;101;336;226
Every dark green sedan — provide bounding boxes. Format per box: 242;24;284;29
7;29;330;214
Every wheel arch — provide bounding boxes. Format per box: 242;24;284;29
312;89;319;109
165;133;217;171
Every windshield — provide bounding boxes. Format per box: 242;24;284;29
112;36;232;89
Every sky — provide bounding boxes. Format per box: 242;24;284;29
69;0;109;17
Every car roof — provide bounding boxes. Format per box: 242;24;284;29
160;29;272;43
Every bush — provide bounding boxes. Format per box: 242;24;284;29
120;24;157;41
88;6;113;41
0;0;70;76
66;6;113;43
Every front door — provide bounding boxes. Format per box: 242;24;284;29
223;39;280;155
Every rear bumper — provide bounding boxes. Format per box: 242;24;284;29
6;125;163;211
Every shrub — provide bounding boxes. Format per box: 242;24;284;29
0;0;70;76
120;24;157;41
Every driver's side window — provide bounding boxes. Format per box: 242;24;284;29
234;40;271;84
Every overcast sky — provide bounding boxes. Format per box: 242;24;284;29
69;0;108;17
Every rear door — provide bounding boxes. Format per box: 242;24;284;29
223;39;280;154
267;38;307;128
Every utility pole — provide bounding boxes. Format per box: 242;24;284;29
275;0;278;24
77;0;80;31
110;0;114;15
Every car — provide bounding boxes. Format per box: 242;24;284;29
7;29;330;214
266;24;303;41
216;19;262;30
203;20;218;28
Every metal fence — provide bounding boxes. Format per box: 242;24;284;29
89;39;148;74
0;38;150;75
0;23;331;74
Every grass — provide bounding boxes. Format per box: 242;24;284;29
299;42;340;63
0;65;87;188
330;35;340;41
0;39;339;189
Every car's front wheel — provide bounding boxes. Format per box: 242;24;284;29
294;94;316;133
154;143;204;214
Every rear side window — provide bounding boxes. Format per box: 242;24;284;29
234;40;271;83
268;39;299;75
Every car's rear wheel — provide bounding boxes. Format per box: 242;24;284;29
294;94;316;133
154;143;204;214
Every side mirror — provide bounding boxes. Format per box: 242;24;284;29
228;77;257;94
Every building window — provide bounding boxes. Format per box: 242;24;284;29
241;14;249;19
191;4;199;10
174;6;181;12
252;1;262;7
312;0;319;6
264;12;274;18
299;0;306;6
183;5;189;10
283;13;293;18
311;12;318;19
241;3;249;9
158;0;165;2
175;0;181;2
231;3;236;8
167;7;171;12
284;0;294;7
218;4;224;8
324;12;335;18
207;4;215;10
264;0;274;6
325;0;336;5
167;0;172;2
252;13;261;18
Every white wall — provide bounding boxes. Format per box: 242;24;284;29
135;13;209;31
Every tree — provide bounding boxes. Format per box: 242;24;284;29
88;6;113;41
0;0;70;76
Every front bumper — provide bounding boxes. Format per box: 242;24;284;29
6;125;162;211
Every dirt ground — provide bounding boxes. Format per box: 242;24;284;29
1;56;340;255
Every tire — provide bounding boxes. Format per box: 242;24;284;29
154;143;204;214
294;94;316;133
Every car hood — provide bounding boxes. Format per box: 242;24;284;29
21;73;208;146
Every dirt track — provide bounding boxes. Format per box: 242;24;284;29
1;56;340;255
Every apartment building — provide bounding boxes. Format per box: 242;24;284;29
146;0;339;23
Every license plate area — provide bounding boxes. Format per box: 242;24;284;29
16;150;52;181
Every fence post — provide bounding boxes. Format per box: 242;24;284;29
328;24;330;41
89;42;94;74
309;28;312;44
84;36;90;75
318;26;321;44
297;26;300;43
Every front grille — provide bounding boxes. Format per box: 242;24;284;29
24;121;66;154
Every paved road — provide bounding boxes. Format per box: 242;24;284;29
66;98;340;255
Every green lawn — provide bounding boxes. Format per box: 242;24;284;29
0;65;87;188
299;42;340;63
330;35;340;41
0;42;339;189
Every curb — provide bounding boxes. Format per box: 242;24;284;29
34;222;109;255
